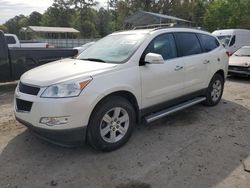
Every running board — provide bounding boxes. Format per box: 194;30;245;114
145;97;206;123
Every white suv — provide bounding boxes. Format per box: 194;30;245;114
15;27;228;151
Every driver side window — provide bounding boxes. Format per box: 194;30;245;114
143;33;177;61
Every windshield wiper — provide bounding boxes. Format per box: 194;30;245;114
81;58;106;63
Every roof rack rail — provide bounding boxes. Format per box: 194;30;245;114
133;23;178;30
133;24;208;32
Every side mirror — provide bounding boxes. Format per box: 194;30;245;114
145;53;164;65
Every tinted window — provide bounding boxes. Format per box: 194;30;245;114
5;36;16;44
143;33;177;60
174;33;202;57
198;34;219;52
229;35;236;46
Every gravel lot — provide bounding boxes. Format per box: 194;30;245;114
0;77;250;188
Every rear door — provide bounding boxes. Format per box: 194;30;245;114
174;32;208;94
197;33;221;83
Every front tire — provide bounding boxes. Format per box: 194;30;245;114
87;96;135;151
203;73;224;106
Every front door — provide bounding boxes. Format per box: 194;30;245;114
140;33;184;109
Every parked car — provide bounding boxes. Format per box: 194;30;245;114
213;29;250;55
228;46;250;76
0;31;78;82
74;42;95;54
14;27;229;151
4;34;49;48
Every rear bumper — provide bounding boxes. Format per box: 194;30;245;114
228;66;250;76
16;117;87;147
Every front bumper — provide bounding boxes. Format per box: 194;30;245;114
16;117;87;146
14;83;96;146
228;66;250;76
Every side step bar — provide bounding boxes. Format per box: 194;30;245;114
145;97;206;123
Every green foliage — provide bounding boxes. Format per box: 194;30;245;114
40;1;74;27
3;0;250;38
0;25;8;32
28;12;42;26
204;0;250;31
4;15;28;35
96;8;112;37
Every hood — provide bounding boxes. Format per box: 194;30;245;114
229;56;250;67
21;59;117;86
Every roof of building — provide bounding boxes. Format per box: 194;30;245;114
125;11;191;26
24;26;80;33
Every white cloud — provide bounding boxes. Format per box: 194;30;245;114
0;0;107;24
0;0;53;23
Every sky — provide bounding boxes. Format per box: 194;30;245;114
0;0;107;24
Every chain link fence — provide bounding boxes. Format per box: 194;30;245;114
38;38;99;48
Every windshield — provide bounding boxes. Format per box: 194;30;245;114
217;35;232;45
77;34;147;64
234;48;250;56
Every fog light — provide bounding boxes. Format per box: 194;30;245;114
40;116;69;126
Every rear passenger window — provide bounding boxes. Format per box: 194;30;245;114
198;34;220;52
144;33;177;60
174;33;202;57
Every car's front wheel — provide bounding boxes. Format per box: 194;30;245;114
203;73;224;106
87;96;135;151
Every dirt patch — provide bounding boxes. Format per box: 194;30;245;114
115;180;151;188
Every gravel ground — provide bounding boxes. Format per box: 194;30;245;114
0;77;249;188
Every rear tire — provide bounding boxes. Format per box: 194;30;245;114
87;96;135;152
203;73;224;106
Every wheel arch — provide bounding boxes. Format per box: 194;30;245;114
88;90;141;126
215;69;225;82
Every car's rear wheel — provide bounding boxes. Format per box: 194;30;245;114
87;96;135;151
203;73;224;106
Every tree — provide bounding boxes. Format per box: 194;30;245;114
71;0;98;37
4;0;250;38
28;11;42;26
203;0;250;31
192;0;208;26
4;15;28;36
40;0;74;27
0;25;8;32
96;8;111;37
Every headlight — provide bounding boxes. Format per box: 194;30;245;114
41;78;92;98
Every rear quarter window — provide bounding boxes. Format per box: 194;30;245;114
198;34;220;52
174;32;202;57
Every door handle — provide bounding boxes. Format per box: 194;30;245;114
203;60;210;64
175;66;183;71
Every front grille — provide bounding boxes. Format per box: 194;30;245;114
19;82;40;96
16;99;33;112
